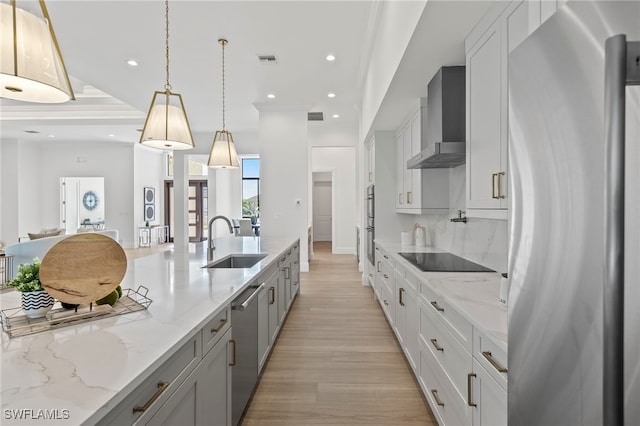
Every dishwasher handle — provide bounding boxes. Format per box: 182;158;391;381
232;283;265;311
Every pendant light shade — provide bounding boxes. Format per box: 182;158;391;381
0;0;75;103
139;90;194;150
209;130;239;168
139;0;194;151
208;38;240;168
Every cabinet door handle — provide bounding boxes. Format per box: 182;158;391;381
431;389;445;407
399;193;403;204
468;373;477;407
211;318;227;333
383;254;389;259
282;267;290;279
399;288;405;306
132;381;170;413
407;191;412;204
383;299;389;306
491;173;498;199
377;261;381;272
497;172;506;199
482;351;508;373
269;286;275;304
430;301;445;312
383;274;389;279
229;339;237;366
430;338;444;352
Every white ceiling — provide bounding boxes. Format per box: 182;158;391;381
0;1;492;148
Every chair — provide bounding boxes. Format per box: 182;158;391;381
231;219;240;236
237;219;253;236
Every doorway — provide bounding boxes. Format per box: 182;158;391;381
165;180;208;242
312;172;333;243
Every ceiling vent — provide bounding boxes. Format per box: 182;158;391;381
308;112;324;121
258;55;277;64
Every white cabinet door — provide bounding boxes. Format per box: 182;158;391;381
404;283;419;373
403;121;413;206
471;359;507;426
396;132;405;209
466;18;503;211
258;285;270;373
409;112;422;208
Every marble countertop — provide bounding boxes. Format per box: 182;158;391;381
375;240;508;353
0;236;298;425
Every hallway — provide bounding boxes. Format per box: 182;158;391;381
242;242;436;425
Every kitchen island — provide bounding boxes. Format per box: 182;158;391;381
0;236;300;425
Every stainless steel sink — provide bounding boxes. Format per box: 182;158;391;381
205;254;267;269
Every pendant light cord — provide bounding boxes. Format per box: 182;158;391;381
220;39;227;130
164;0;171;91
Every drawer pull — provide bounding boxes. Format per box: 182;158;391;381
132;381;169;413
482;351;508;373
210;318;228;333
468;373;477;407
383;299;389;306
383;254;389;259
430;301;445;312
383;274;389;279
431;389;445;407
269;286;275;304
399;288;405;306
229;339;237;366
430;338;444;352
377;261;381;272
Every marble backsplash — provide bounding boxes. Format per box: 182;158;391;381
399;165;508;273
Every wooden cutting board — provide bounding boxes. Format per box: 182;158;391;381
40;233;127;305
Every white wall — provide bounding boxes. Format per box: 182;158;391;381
258;108;309;271
311;147;356;254
360;1;427;137
0;139;20;244
133;145;166;241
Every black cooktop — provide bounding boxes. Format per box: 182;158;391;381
399;252;494;273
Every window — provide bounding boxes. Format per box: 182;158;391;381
242;158;260;218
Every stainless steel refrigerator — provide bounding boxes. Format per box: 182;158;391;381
508;1;639;425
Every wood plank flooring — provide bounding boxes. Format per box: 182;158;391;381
242;241;437;425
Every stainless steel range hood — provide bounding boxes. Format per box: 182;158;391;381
408;66;465;169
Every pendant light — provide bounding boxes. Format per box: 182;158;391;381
208;38;239;168
139;0;194;150
0;0;75;103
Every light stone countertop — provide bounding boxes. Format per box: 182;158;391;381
0;236;298;426
375;240;508;353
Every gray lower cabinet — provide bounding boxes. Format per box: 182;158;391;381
258;268;280;373
147;328;232;426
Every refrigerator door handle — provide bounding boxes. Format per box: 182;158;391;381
603;35;639;426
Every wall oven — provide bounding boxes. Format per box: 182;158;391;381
366;185;375;265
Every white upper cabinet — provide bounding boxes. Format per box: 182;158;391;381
465;0;531;219
395;100;449;214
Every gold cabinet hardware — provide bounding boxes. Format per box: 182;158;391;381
282;266;290;279
468;373;477;407
497;172;506;199
431;389;445;407
482;351;508;373
229;339;237;366
492;173;498;199
132;381;170;413
399;288;405;306
211;318;227;333
430;338;444;352
269;286;275;304
430;301;445;312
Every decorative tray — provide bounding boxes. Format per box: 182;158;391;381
0;286;152;338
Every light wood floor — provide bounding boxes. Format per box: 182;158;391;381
242;241;437;425
124;243;174;261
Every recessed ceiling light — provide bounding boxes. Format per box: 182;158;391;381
126;59;139;67
48;134;55;138
267;93;275;99
332;114;340;118
327;93;336;98
326;54;336;61
108;134;115;137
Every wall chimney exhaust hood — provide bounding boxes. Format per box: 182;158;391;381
408;66;465;169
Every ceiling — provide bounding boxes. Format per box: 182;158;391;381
0;1;492;149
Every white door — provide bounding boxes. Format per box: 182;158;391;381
313;180;332;241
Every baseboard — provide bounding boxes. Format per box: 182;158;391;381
332;247;355;255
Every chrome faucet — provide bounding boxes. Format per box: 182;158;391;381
208;215;234;260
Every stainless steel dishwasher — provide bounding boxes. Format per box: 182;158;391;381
231;283;264;426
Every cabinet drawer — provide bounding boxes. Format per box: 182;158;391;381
203;306;231;355
419;338;471;426
420;299;472;400
420;280;472;351
97;333;202;426
379;280;394;326
473;329;507;390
